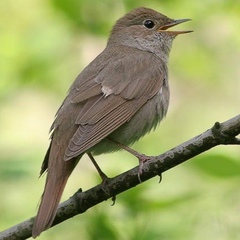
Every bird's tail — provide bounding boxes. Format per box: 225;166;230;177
32;154;79;238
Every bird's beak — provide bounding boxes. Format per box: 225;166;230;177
158;19;193;35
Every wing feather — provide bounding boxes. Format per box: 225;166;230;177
64;97;146;160
61;47;166;161
77;95;126;124
71;83;102;103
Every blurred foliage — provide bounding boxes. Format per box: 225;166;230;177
192;154;240;178
0;0;240;239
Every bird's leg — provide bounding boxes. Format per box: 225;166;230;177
107;137;151;182
87;152;108;182
87;153;116;204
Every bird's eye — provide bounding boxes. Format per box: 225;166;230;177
143;20;155;29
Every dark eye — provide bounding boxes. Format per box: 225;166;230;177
143;20;155;29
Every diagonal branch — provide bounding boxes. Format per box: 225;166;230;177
1;114;240;240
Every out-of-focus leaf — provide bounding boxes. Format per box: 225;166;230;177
50;0;121;35
120;183;198;214
86;211;118;240
190;154;240;178
0;158;33;180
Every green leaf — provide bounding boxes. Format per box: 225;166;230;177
191;154;240;178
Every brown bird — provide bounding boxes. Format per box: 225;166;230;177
32;7;191;237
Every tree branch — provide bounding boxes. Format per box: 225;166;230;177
1;114;240;240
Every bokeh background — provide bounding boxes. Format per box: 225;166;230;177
0;0;240;239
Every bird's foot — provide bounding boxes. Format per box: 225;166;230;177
136;154;151;183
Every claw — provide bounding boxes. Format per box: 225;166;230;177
158;174;162;183
137;154;151;183
111;195;116;206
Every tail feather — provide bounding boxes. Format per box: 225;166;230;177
32;109;81;237
32;175;69;238
32;151;79;238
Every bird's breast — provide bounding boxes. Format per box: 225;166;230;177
91;82;170;155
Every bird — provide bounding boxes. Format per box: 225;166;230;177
32;7;191;237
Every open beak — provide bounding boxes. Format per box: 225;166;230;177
158;19;193;35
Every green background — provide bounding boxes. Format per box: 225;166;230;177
0;0;240;239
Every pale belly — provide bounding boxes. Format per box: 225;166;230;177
90;89;169;155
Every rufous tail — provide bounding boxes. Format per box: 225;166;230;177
32;158;78;238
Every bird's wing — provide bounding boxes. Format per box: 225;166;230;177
64;51;165;160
